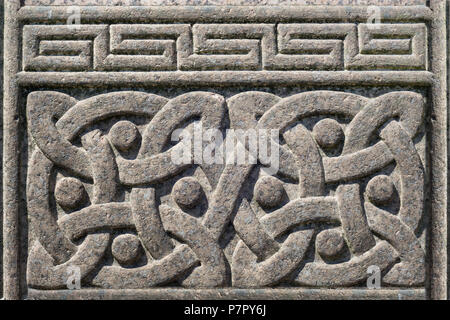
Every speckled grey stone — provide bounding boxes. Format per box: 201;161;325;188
316;229;345;259
172;177;204;209
111;234;143;265
2;0;447;300
365;175;395;206
254;176;285;208
54;177;86;209
22;0;427;6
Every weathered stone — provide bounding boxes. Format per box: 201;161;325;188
312;119;344;149
316;229;345;260
366;175;395;206
54;177;86;209
254;176;285;209
109;120;140;152
172;177;204;209
1;0;447;300
111;234;143;265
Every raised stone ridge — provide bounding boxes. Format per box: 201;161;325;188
23;0;427;6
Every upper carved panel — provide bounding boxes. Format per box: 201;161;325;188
22;23;427;71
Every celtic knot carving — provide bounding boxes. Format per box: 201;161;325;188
26;90;426;289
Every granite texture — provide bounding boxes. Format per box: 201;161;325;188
2;0;447;300
22;0;427;6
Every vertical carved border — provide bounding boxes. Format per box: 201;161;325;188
430;0;447;300
3;0;21;301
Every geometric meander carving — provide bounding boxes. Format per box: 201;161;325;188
26;90;426;289
23;23;427;71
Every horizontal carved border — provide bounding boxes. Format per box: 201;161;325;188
18;6;432;22
17;71;434;86
27;288;426;300
21;23;427;72
17;6;431;74
22;0;428;7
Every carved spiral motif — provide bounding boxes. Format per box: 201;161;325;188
26;90;426;289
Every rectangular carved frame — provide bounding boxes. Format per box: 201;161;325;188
3;1;447;300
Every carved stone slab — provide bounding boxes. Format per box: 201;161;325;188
2;0;447;300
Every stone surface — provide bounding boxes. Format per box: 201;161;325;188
316;229;345;259
254;176;285;208
312;119;344;149
1;0;447;300
111;234;143;265
54;177;86;209
172;177;204;209
22;0;427;6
